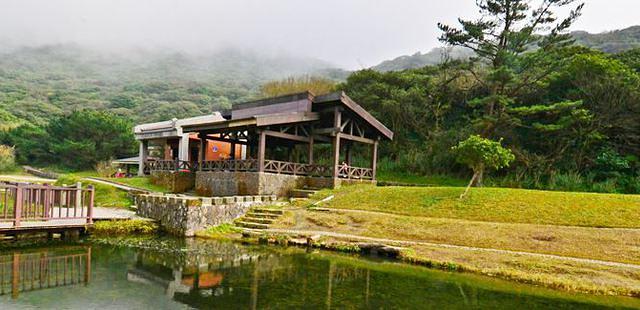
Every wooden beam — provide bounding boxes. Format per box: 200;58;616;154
258;130;266;172
339;133;375;144
205;136;249;145
372;139;379;180
263;130;311;143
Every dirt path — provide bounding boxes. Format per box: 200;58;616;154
0;174;55;183
250;227;640;271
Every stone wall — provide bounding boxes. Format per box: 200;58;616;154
135;193;276;236
150;171;195;193
195;171;342;197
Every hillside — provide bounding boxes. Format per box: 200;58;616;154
373;25;640;71
0;45;344;127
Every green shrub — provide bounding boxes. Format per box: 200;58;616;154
91;220;157;235
0;145;16;172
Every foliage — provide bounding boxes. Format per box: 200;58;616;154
2;110;136;170
91;220;158;235
95;160;117;177
260;75;336;97
0;145;16;172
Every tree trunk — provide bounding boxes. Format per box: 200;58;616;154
460;170;479;199
474;165;484;187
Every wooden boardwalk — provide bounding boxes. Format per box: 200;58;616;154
0;182;94;235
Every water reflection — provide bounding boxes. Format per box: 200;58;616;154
0;246;91;299
1;238;639;309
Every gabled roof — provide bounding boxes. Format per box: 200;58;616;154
315;91;394;140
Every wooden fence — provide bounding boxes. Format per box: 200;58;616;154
0;182;94;228
144;159;372;179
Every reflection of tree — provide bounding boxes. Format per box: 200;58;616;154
0;246;91;299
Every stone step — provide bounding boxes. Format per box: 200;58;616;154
241;217;275;224
251;208;284;215
289;189;318;198
246;212;281;219
235;221;270;229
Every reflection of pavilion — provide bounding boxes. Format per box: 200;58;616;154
0;246;91;299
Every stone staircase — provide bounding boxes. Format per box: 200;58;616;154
235;207;284;230
289;187;320;198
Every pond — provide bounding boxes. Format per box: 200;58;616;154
0;236;638;309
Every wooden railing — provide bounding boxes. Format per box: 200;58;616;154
337;165;374;180
143;159;372;179
145;160;195;173
263;160;332;177
0;182;94;228
0;248;91;299
199;159;258;172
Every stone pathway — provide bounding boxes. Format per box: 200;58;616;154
93;207;147;220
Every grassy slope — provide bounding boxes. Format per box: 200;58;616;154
56;173;132;208
102;177;170;193
316;185;640;228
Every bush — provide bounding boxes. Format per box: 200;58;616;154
0;145;16;172
95;160;116;177
91;220;158;235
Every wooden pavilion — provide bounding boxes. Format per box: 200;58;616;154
134;91;393;196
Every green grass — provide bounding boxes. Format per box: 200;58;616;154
103;177;170;193
316;184;640;228
56;173;132;208
91;219;158;235
376;170;467;186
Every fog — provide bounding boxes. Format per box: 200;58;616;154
0;0;638;69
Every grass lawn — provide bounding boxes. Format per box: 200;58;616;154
376;170;467;186
102;176;170;193
56;173;133;208
275;209;640;265
314;184;640;228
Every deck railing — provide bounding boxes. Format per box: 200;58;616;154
144;159;195;173
0;182;94;228
143;159;372;180
0;248;91;299
199;159;258;172
263;160;333;177
337;165;374;180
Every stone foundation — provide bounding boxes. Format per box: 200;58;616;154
194;171;375;197
135;193;276;236
150;171;195;193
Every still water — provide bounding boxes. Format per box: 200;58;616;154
0;236;638;309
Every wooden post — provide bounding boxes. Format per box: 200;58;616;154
345;143;352;166
371;139;379;180
75;182;82;211
332;107;342;179
199;132;207;171
230;142;236;160
257;130;266;172
138;140;148;176
14;185;22;227
308;136;314;164
87;186;94;224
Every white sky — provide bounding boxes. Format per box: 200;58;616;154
0;0;638;69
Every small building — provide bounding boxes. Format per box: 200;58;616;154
133;91;393;196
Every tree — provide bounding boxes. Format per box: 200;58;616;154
452;135;515;198
438;0;584;138
47;110;136;169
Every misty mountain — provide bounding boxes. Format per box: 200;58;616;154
372;26;640;71
0;45;344;127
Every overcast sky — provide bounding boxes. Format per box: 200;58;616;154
1;0;638;69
